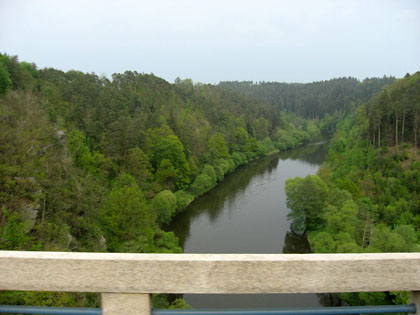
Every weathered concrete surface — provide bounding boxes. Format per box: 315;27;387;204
1;251;420;293
102;293;151;315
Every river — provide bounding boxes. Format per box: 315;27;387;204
168;141;329;309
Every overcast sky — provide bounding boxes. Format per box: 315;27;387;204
1;0;419;84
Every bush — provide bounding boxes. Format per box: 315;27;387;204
202;165;217;187
151;190;177;225
174;190;194;213
227;158;236;173
260;137;276;155
310;231;336;253
238;152;248;165
214;165;224;182
279;134;297;149
275;141;287;151
153;230;182;253
214;158;231;175
190;174;212;197
231;152;243;167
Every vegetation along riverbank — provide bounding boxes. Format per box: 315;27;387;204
0;52;400;307
286;71;420;307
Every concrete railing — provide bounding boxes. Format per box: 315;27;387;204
1;251;420;315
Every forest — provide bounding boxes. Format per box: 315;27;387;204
0;52;414;308
219;77;395;120
286;71;420;306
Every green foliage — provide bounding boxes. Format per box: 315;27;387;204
0;291;97;308
152;294;191;309
324;200;359;236
319;111;345;136
0;53;372;308
100;174;154;252
231;127;250;153
153;294;171;309
286;90;420;307
169;299;192;309
220;77;394;120
231;152;247;167
68;129;105;173
151;190;177;225
275;129;308;150
366;72;420;149
126;147;152;189
1;54;37;90
0;57;12;96
0;207;35;250
340;292;388;307
174;190;194;213
214;158;234;175
213;165;224;182
208;133;230;163
153;229;182;253
306;121;321;138
202;165;217;187
19;62;39;79
152;135;190;190
286;175;329;232
34;222;73;251
111;172;138;189
155;159;179;191
259;137;276;156
190;174;212;197
368;224;420;252
189;164;219;197
310;231;336;253
275;141;287;151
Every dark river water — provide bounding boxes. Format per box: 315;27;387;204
168;141;329;309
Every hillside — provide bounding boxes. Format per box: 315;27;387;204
0;52;409;307
285;71;420;306
219;77;395;120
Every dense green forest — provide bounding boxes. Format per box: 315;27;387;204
220;77;395;122
286;71;420;306
0;51;413;308
0;53;328;307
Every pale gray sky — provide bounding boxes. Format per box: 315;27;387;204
1;0;419;83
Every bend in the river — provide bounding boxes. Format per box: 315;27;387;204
168;141;329;308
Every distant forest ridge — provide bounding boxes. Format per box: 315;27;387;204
219;76;395;119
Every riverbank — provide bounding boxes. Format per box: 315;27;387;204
168;141;329;308
170;137;325;222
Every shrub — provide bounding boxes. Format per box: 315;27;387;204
151;190;177;225
174;190;194;213
190;174;212;197
202;165;217;187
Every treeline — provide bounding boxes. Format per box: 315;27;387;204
219;77;395;120
286;72;420;306
366;72;420;149
0;53;322;307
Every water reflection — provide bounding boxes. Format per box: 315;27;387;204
278;141;328;166
282;231;311;254
169;153;281;248
317;293;342;307
168;141;329;308
169;142;329;249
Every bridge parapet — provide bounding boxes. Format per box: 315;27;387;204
1;252;420;315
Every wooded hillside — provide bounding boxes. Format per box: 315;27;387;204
220;77;395;119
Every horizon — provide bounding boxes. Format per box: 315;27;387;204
0;51;404;85
1;0;419;84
